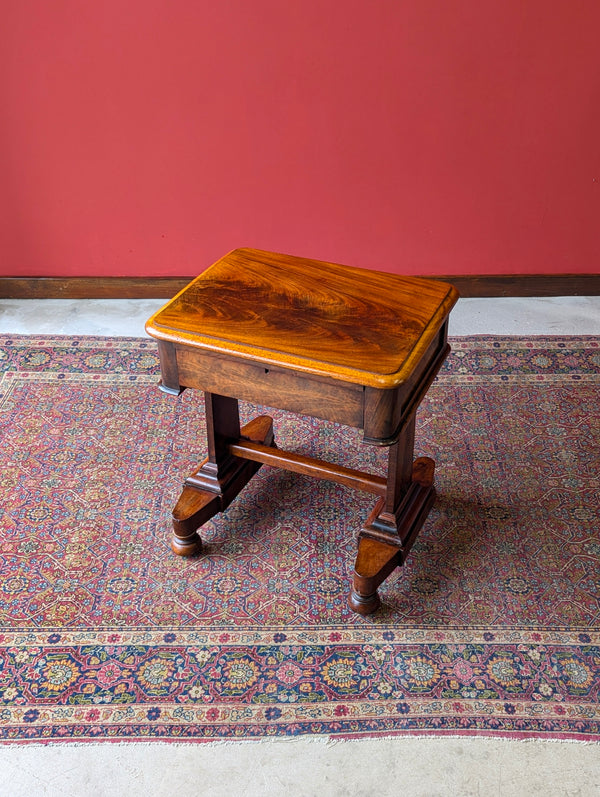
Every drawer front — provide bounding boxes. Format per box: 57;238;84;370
174;346;365;429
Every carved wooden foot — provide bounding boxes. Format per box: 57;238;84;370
349;456;436;614
170;415;274;556
348;537;402;614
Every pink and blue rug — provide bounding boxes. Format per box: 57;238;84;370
0;335;598;742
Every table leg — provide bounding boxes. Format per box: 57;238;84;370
349;414;436;614
171;393;274;556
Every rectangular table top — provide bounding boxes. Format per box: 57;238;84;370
145;248;458;389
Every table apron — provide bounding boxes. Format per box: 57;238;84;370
168;344;365;429
157;319;449;445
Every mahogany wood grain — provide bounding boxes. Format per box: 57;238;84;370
173;346;365;429
146;248;459;613
146;248;458;389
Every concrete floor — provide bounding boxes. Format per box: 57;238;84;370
1;295;600;337
1;296;599;797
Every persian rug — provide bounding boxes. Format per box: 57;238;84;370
0;335;598;744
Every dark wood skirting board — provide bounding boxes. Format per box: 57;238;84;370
0;277;192;300
1;273;599;299
438;274;600;298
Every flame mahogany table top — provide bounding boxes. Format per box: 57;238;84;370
146;248;458;389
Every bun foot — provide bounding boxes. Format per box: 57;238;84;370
349;536;402;614
171;531;202;557
348;589;381;616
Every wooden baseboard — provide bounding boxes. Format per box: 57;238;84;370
0;273;598;299
437;274;600;298
0;277;191;300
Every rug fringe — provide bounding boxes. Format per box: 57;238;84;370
2;734;598;749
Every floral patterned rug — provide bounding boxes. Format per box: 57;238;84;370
0;335;598;743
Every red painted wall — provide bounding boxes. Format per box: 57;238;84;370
2;0;599;277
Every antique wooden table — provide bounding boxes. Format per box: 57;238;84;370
146;248;458;614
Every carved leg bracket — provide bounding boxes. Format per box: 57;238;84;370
171;394;438;617
349;456;436;615
170;414;274;556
